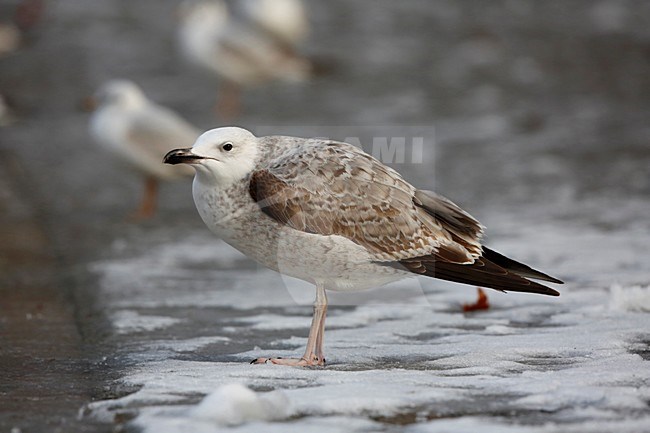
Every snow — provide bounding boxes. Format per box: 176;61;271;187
82;219;650;432
610;284;650;312
110;310;184;334
190;384;290;426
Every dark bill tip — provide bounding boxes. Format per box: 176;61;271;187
163;148;202;165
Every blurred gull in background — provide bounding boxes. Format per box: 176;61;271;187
0;0;45;58
177;0;312;119
89;79;199;220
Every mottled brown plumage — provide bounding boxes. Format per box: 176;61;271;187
248;139;560;296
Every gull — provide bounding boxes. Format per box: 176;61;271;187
89;80;199;219
177;0;311;119
0;0;45;59
164;127;563;366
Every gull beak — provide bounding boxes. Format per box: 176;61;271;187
163;148;204;165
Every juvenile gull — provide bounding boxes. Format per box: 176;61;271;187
164;127;563;366
89;80;200;219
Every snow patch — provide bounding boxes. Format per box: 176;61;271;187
110;310;183;334
610;284;650;312
191;383;289;426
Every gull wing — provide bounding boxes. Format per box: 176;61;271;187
410;190;561;294
249;139;480;263
248;138;562;296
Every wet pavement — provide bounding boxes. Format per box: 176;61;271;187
1;0;649;432
0;152;99;431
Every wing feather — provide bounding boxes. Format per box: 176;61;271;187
249;140;477;263
249;138;561;296
397;256;560;296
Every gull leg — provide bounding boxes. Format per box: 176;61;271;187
314;285;328;363
130;176;158;220
215;80;241;121
252;284;328;367
463;287;490;312
300;284;327;364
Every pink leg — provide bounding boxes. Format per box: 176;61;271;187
252;284;328;366
314;288;327;362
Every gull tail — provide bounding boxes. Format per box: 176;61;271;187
397;250;562;297
481;247;564;284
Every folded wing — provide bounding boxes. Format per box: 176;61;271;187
249;139;561;295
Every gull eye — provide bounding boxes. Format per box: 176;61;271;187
222;142;233;151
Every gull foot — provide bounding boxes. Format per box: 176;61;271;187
463;287;490;312
250;356;326;367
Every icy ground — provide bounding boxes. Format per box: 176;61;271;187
82;216;650;433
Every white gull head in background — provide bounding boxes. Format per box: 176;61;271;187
89;79;200;219
238;0;309;47
164;126;563;366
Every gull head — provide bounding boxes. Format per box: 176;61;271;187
164;127;259;185
94;79;148;109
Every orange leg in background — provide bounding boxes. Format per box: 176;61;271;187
463;287;490;312
130;176;158;221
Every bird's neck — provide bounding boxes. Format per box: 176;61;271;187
191;175;253;238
